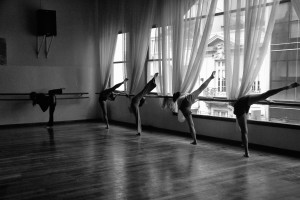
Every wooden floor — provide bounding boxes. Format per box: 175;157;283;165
0;122;300;200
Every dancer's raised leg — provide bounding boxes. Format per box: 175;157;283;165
248;82;300;106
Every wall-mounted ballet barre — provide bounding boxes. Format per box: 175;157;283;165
114;93;300;107
0;93;89;101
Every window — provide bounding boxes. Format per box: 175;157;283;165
251;78;261;93
216;61;226;93
147;27;172;94
213;110;228;117
193;0;300;125
147;28;161;93
145;0;300;125
271;2;300;101
112;33;127;91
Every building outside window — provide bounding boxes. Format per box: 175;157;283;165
269;2;300;124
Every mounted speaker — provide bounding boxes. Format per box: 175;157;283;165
37;9;57;36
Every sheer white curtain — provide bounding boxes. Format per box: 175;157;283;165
224;0;280;100
98;0;122;91
156;0;217;95
292;0;300;18
124;0;157;94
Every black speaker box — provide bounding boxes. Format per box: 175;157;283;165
37;9;57;36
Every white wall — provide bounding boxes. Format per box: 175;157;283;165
108;97;300;152
0;0;100;125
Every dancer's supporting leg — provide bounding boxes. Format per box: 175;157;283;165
182;111;197;145
131;73;158;135
178;71;216;145
236;113;249;157
131;101;142;135
99;100;109;129
47;89;63;128
47;95;56;128
236;82;300;157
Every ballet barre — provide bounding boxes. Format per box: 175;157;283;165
115;93;300;107
0;92;89;101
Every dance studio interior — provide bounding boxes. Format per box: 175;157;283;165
1;0;300;199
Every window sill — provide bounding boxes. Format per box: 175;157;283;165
189;113;300;130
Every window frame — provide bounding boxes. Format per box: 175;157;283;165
111;32;127;91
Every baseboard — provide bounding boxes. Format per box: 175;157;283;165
110;119;300;157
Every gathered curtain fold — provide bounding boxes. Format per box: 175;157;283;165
125;0;157;94
224;0;280;100
98;0;123;91
156;0;217;95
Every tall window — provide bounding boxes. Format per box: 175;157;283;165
192;0;300;125
147;27;172;94
216;61;226;93
271;2;300;101
112;33;127;91
251;78;261;93
145;1;300;125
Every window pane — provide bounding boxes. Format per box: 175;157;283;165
112;63;126;91
113;33;126;62
147;61;160;93
291;5;299;21
271;61;287;81
149;28;160;60
290;22;300;39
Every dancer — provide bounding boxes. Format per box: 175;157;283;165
173;71;216;145
99;78;129;129
30;88;64;128
131;73;159;136
233;82;300;157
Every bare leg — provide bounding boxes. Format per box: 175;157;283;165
110;78;128;91
191;71;216;97
47;101;56;128
236;114;249;157
248;82;300;106
183;111;197;145
99;100;109;129
131;103;142;135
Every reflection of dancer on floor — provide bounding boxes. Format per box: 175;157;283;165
30;88;64;128
233;82;300;157
173;71;216;145
131;73;159;136
99;78;129;129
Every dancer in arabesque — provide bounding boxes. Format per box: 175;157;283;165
173;71;216;145
131;73;159;136
30;88;64;128
233;82;300;157
99;78;129;129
